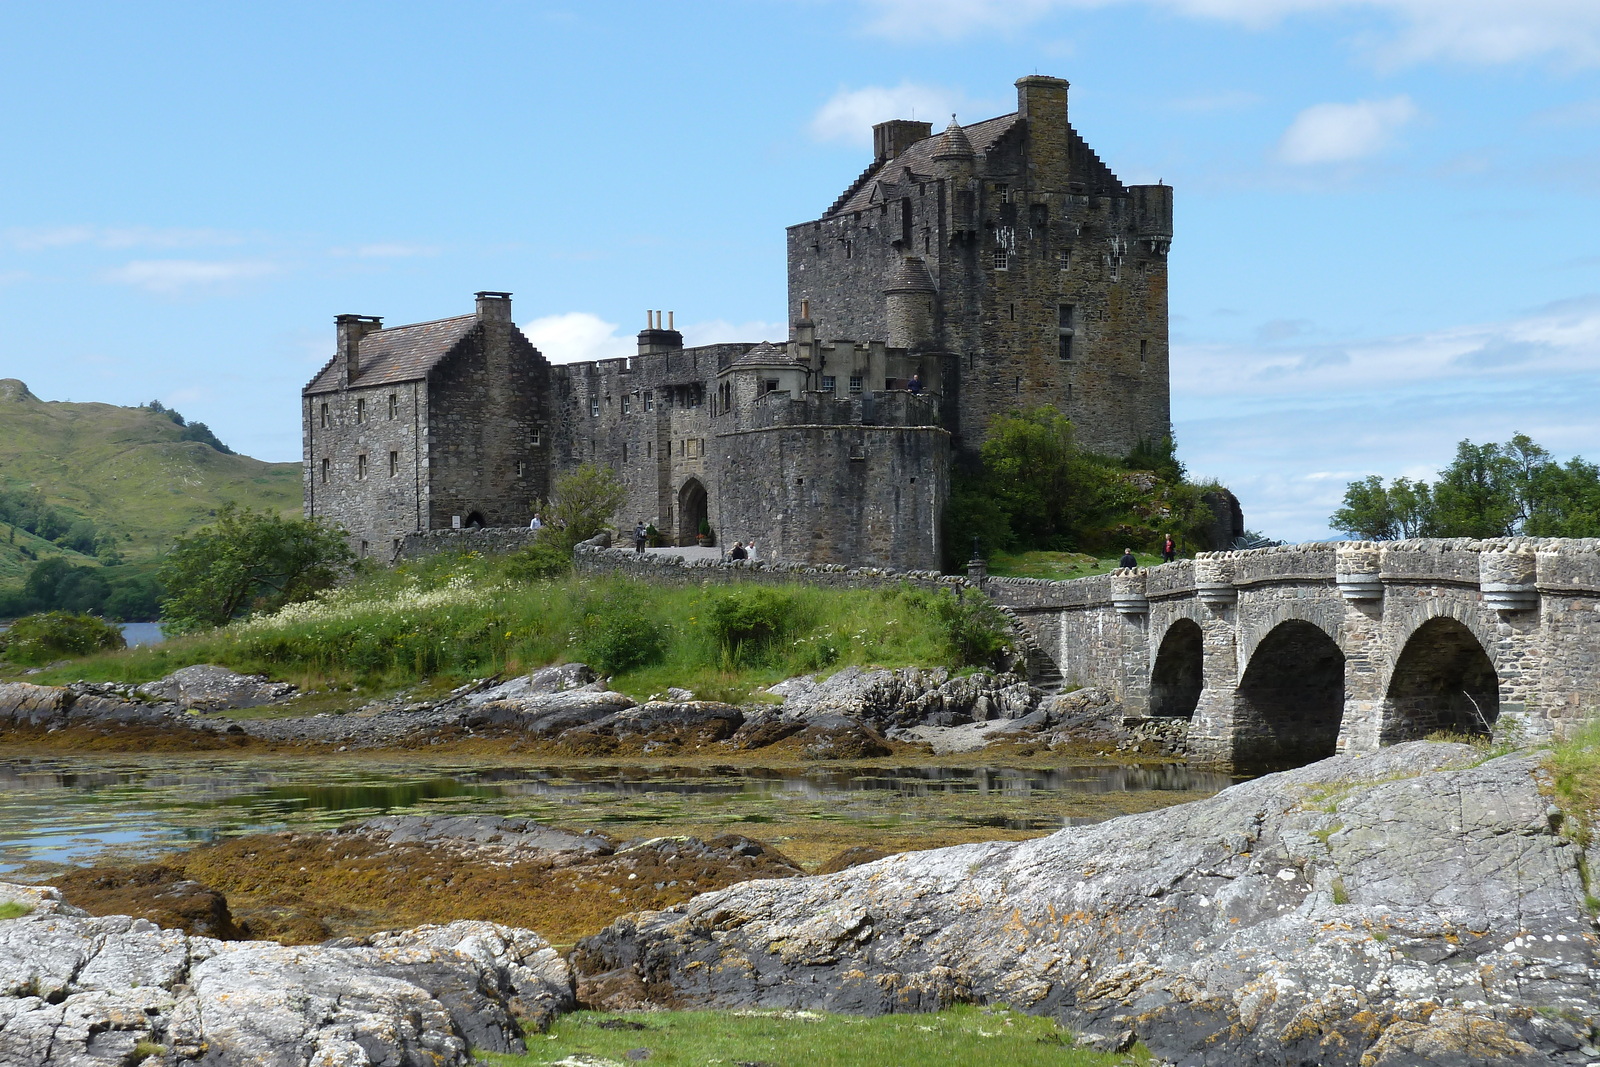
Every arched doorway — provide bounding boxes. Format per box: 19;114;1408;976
1381;617;1499;743
678;479;707;546
464;510;486;529
1150;619;1203;718
1234;620;1345;772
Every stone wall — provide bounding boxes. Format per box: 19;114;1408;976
574;542;963;595
302;379;429;561
399;527;545;561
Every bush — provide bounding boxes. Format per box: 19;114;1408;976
1;611;125;665
929;589;1013;668
704;588;799;665
501;537;572;582
576;588;666;674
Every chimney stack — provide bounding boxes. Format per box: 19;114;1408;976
872;119;933;162
637;309;683;356
475;291;513;322
336;314;383;387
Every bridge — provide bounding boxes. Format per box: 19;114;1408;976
982;538;1600;771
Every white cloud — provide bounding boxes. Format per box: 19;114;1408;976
809;82;998;146
102;259;278;294
9;226;241;251
1277;96;1418;165
852;0;1600;67
520;312;635;364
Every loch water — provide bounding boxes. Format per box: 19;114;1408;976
0;756;1239;877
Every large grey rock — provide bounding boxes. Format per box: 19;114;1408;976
0;902;573;1066
349;815;614;862
892;708;1052;754
465;663;598;705
573;744;1600;1065
136;664;297;711
770;667;1036;730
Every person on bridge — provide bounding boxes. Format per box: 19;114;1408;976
1162;534;1176;563
1119;547;1138;570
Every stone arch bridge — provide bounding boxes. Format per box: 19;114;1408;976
982;539;1600;771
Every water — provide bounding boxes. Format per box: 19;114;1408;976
0;756;1239;877
119;622;165;646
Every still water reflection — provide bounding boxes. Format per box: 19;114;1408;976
0;756;1239;875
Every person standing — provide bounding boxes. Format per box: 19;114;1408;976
1118;547;1138;570
529;513;543;531
729;541;748;561
633;520;647;555
1162;534;1176;563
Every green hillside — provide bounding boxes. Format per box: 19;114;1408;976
0;379;300;567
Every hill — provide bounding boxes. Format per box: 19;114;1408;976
0;379;300;569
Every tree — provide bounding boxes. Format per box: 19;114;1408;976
1431;440;1520;537
158;504;353;632
1330;475;1396;541
542;463;627;550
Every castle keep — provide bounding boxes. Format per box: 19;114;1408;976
303;76;1169;570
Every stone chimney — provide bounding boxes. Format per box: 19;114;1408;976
637;310;683;356
873;119;933;163
475;291;513;322
336;314;383;387
1015;76;1069;175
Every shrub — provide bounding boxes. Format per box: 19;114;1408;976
1;611;125;665
929;589;1013;668
704;587;799;664
576;589;666;674
501;537;572;582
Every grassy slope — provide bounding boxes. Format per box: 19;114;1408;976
0;379;300;564
989;550;1166;581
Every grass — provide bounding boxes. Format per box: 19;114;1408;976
13;553;1006;702
0;384;299;568
0;901;33;920
484;1006;1150;1067
988;551;1167;581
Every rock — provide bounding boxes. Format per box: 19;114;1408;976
560;701;744;754
724;711;807;751
772;667;1036;731
814;847;891;875
474;682;637;737
0;682;72;728
891;708;1051;754
465;663;599;705
798;714;891;760
0;900;572;1065
664;687;695;702
136;664;297;711
53;863;247;939
349;815;614;862
571;744;1600;1066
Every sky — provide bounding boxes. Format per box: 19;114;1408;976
1;0;1597;542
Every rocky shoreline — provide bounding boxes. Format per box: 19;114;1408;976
0;742;1594;1065
0;662;1184;760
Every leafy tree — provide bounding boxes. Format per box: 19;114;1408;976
1330;475;1396;541
1431;440;1520;537
542;463;627;550
158;503;352;632
178;421;234;454
0;611;125;665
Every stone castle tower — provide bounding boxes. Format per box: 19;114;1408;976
303;75;1169;569
788;75;1172;456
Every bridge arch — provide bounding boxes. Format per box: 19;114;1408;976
1234;619;1345;772
1380;617;1499;743
1150;619;1203;718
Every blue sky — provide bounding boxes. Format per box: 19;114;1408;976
1;0;1597;541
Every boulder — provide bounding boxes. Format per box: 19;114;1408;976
53;863;246;940
0;901;573;1066
349;815;614;863
891;708;1052;754
135;664;297;711
771;667;1037;731
572;744;1600;1066
798;714;891;760
558;702;744;754
465;663;598;706
0;682;71;728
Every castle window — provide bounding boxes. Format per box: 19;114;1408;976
320;457;329;484
389;451;398;477
516;460;526;478
319;403;329;429
1057;304;1076;361
355;398;366;424
996;183;1010;204
1066;383;1074;401
531;429;541;446
621;394;631;415
821;375;836;393
1008;303;1015;321
845;240;852;259
646;441;652;458
993;248;1010;270
1109;256;1121;282
1140;339;1148;366
387;393;398;419
356;454;368;480
848;375;863;395
763;379;779;394
621;443;628;463
1057;249;1071;270
589;396;599;417
359;540;369;558
644;390;654;412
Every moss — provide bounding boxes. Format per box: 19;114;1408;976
0;901;33;920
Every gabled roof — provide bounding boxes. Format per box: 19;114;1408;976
303;314;479;395
726;342;805;370
827;113;1019;218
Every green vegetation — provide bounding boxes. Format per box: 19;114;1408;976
0;556;162;621
946;408;1224;567
1332;433;1600;540
17;553;1013;701
487;1007;1148;1067
988;550;1165;581
0;611;125;665
158;504;353;633
0;902;33;920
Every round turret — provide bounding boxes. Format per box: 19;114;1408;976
931;116;975;162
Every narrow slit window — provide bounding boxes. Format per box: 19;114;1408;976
622;394;632;415
644;390;654;412
355;398;366;424
320;457;329;484
387;393;398;419
389;451;398;477
356;454;368;480
319;403;329;428
1057;304;1076;361
1140;339;1148;365
589;396;599;417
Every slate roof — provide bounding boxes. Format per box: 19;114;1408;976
303;314;479;395
728;341;805;369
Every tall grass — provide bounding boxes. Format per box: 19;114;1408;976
23;552;1011;701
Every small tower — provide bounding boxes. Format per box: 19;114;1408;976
883;256;936;351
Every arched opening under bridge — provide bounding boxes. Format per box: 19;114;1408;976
1233;620;1345;772
1381;617;1499;743
1150;619;1203;718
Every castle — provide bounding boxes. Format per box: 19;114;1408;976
302;76;1172;571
